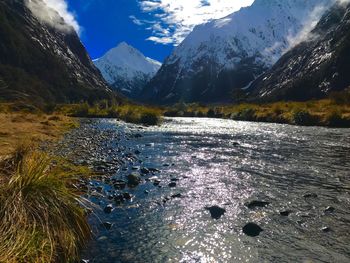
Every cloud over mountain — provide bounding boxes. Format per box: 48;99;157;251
26;0;80;34
134;0;254;45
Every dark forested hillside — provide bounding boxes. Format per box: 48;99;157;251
0;0;113;104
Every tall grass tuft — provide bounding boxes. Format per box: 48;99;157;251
0;144;91;263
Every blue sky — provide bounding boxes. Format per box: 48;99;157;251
63;0;254;62
66;0;173;62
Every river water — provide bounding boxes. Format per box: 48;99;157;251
58;117;350;263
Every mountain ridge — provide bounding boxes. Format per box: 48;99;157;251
140;0;336;105
94;42;161;99
249;1;350;101
0;0;113;104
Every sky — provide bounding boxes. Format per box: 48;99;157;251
60;0;254;62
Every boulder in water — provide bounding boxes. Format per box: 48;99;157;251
242;223;263;237
127;173;141;186
205;206;226;219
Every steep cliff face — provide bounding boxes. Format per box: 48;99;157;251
249;2;350;101
0;0;112;104
140;0;334;104
94;42;161;99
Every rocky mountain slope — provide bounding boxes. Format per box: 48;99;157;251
249;1;350;101
141;0;335;104
94;42;161;99
0;0;112;104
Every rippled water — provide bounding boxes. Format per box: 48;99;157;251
68;117;350;263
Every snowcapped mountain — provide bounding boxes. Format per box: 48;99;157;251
94;42;161;99
249;1;350;101
141;0;336;104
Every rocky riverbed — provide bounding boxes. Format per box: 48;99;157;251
55;118;350;263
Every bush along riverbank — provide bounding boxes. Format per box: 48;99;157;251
0;143;92;263
164;94;350;128
56;100;163;126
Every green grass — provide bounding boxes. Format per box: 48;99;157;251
0;144;91;263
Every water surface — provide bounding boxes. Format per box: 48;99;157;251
61;118;350;263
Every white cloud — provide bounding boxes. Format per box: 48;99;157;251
135;0;254;45
129;15;144;26
287;0;350;49
26;0;80;34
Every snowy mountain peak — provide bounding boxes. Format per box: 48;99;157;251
94;42;161;98
141;0;337;104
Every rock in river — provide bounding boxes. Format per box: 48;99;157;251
280;210;292;217
128;173;141;186
102;222;113;230
205;206;226;219
243;223;263;237
321;226;331;233
104;204;113;214
168;182;177;188
113;180;126;190
303;193;318;198
324;206;335;213
245;200;270;209
140;167;150;175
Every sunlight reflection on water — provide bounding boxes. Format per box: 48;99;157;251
78;117;350;263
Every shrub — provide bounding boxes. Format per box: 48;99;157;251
207;109;216;118
71;102;89;117
231;108;257;121
0;145;91;263
326;111;350;127
139;111;161;126
329;88;350;105
292;109;317;126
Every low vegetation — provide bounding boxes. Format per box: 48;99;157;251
56;100;163;126
0;144;91;263
0;103;78;156
164;90;350;128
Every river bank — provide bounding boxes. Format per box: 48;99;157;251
164;98;350;128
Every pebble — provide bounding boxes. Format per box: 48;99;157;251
280;210;292;217
321;226;331;233
123;192;133;200
168;182;177;188
171;193;182;199
104;204;113;214
303;193;318;198
101;222;113;230
324;206;335;213
140;167;150;174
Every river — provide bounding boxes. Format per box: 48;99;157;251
57;117;350;263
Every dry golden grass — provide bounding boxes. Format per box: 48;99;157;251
0;144;91;263
0;110;78;157
165;99;350;127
